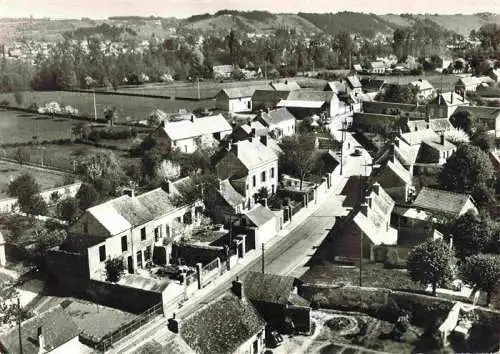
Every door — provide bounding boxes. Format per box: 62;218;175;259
127;256;133;274
136;251;143;269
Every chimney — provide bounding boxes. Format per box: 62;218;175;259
38;326;45;352
372;182;381;195
251;128;256;137
450;92;453;104
365;195;373;208
168;313;180;334
190;115;196;122
389;143;396;162
360;203;369;217
165;180;171;194
419;78;422;82
231;143;238;156
440;134;445;145
122;187;135;198
161;120;166;128
260;135;268;146
232;277;244;300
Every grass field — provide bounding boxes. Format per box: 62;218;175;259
1;144;140;173
0;91;215;121
0;109;77;144
0;160;66;198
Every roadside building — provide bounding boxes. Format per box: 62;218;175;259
252;90;289;111
277;91;341;119
216;86;268;113
253;108;296;139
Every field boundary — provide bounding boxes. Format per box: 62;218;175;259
66;88;217;101
0;155;73;174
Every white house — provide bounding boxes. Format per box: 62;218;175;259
153;114;232;153
254;108;296;139
410;79;435;100
277;91;342;118
216;86;267;113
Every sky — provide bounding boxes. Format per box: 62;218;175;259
0;0;498;19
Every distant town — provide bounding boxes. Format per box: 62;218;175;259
0;10;500;354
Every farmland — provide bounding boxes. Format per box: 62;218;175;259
0;160;66;199
0;109;76;144
0;91;215;122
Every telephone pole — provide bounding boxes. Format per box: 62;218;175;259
17;298;23;354
93;89;97;121
261;243;265;274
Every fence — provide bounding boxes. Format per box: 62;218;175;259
0;150;74;173
291;201;305;216
97;302;163;351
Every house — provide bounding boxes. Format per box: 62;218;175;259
368;61;386;74
277;91;341;119
213;65;234;79
270;81;301;91
216;86;268;113
174;280;266;354
0;305;82;354
412;187;478;218
410;79;435;100
452;106;500;137
362;101;426;116
324;80;347;94
252;89;289;111
214;139;279;217
231;121;268;142
66;179;203;280
345;75;363;95
429;118;454;133
373;151;415;203
334;182;398;262
360;78;385;93
454;76;494;93
244;272;311;333
254;108;296;139
153;114;232;153
400;129;439;147
427;92;469;119
353;64;363;72
416;134;456;165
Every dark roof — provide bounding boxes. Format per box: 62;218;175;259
453;105;500;121
412;187;475;216
360;78;385;92
257;108;296;126
244;272;297;305
0;305;80;354
362;101;426;114
429;118;453;131
252;89;289;103
181;293;265;354
286;90;337;102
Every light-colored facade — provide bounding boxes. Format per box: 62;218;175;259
254;108;296;139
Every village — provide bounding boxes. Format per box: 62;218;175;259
0;10;500;354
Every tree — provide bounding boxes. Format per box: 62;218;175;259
156;159;181;181
450;211;493;259
72;122;91;140
148;109;167;127
378;84;418;104
439;144;495;194
76;183;100;210
279;134;316;190
14;91;23;106
105;257;125;283
77;151;125;186
57;197;79;223
141;150;163;180
14;147;30;165
31;227;66;268
407;239;453;296
7;173;47;216
104;106;118;126
169;173;218;208
459;254;500;305
471;126;495;152
450;110;474;135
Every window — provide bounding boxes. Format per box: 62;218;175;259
252;175;256;187
136;251;143;268
154;227;160;242
140;227;146;241
121;236;127;252
99;245;106;262
247;101;251;109
271;167;275;178
144;247;151;261
261;171;266;182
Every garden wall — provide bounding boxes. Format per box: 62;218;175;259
171;243;226;266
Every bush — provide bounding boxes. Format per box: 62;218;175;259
105;257;125;282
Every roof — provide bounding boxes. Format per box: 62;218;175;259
370;61;386;69
0;306;80;354
324;81;346;93
406;120;429;132
162;335;195;354
410;79;434;92
257;108;296;126
277;100;324;108
400;129;439;146
286;90;338;102
162;114;232;141
218;179;245;208
270;81;301;91
245;205;275;227
360;78;385;91
219;86;268;99
421;137;456;152
181;293;265;354
429;118;454;131
453;105;500;121
432;92;469;106
252;89;289;103
362;101;426;114
456;76;494;87
230;139;278;170
374;158;412;186
346;75;362;88
412;187;474;217
244;272;296;305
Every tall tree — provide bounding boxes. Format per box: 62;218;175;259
407;239;453;296
7;173;47;216
450;110;474;135
279;134;316;190
450;211;493;259
459;254;500;304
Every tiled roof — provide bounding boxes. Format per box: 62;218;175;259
231;139;278;170
412;187;474;216
218;179;245;208
375;158;412;186
0;305;80;354
244;271;296;305
181;293;265;354
252;89;289;102
346;75;362;88
400;129;439;146
257;108;296;126
360;78;385;91
277;100;324;108
162;336;195;354
429;118;453;131
270;81;301;91
286;90;338;102
219;86;269;99
453;105;500;121
245;205;275;227
162;114;232;141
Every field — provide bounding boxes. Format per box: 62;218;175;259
0;91;215;122
1;144;140;173
363;73;459;92
0;109;77;144
0;160;66;199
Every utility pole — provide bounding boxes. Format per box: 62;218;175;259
93;89;97;121
197;77;200;100
359;173;363;288
17;297;23;354
261;243;265;274
264;61;267;82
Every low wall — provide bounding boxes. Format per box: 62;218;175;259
171;243;225;266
